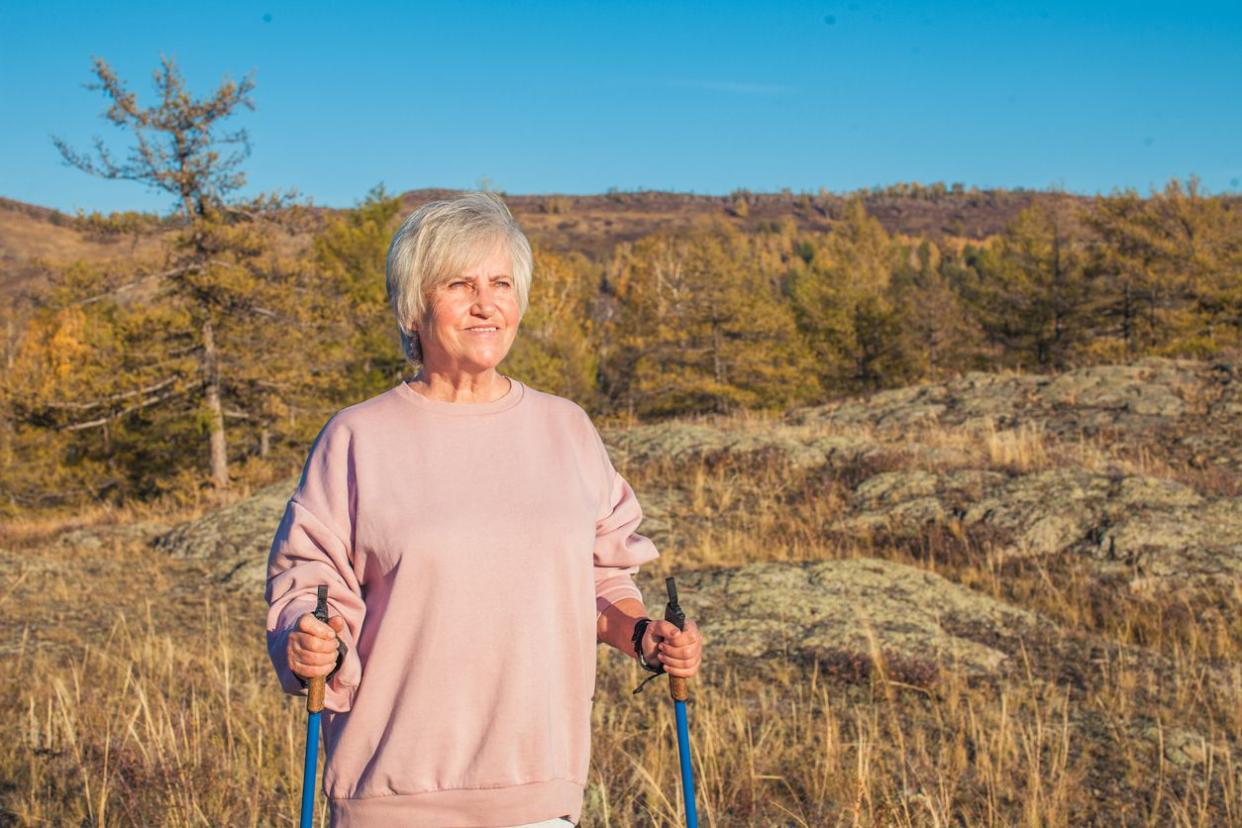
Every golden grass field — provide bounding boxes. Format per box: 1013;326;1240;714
0;411;1238;826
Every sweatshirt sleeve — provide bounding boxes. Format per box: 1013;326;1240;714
587;418;660;621
264;416;366;712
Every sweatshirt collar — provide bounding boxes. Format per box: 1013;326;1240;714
394;376;525;416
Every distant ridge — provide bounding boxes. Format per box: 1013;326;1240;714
0;185;1064;307
0;185;1144;303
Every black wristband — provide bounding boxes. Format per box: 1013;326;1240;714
630;617;667;695
631;618;664;675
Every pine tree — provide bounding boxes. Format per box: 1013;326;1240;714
28;55;321;494
503;246;601;407
971;200;1090;370
312;184;406;404
788;197;906;391
889;239;979;380
608;223;818;417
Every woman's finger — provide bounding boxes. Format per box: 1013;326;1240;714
663;619;701;648
658;637;702;658
660;654;701;671
656;620;685;639
661;657;702;677
297;611;337;639
289;636;341;675
658;645;702;669
291;631;341;654
292;638;341;663
293;660;339;679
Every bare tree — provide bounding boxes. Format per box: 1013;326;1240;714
53;54;256;222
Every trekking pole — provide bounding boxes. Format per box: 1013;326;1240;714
300;585;329;828
664;576;699;828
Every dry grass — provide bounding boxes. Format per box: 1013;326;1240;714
1;416;1239;825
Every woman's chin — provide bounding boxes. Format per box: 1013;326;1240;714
434;353;511;375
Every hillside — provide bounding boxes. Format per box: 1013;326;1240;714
6;357;1237;824
0;186;1057;305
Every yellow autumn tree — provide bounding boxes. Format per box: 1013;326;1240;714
788;197;907;391
1080;181;1201;358
1140;177;1242;355
503;246;601;408
606;221;819;418
968;199;1092;370
889;238;981;380
312;184;407;406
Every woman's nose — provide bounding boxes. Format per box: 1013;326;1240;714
472;285;497;314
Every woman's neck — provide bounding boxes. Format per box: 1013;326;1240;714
406;368;512;403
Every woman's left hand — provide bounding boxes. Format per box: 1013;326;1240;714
643;619;703;679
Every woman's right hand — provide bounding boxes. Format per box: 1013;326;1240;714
287;612;347;682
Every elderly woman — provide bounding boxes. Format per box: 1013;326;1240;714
265;192;702;827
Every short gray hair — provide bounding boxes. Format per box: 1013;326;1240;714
385;192;533;366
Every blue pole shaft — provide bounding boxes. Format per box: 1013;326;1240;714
300;711;321;828
298;585;331;827
674;699;698;828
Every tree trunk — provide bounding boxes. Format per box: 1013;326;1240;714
202;317;229;489
259;426;270;458
1123;280;1135;355
711;322;723;384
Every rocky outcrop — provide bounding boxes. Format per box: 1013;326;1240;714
789;358;1242;476
636;558;1047;685
603;420;888;480
55;520;171;551
608;359;1242;478
841;468;1242;594
152;480;294;587
607;358;1242;597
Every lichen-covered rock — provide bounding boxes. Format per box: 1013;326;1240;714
1098;498;1242;592
56;521;171;550
1138;722;1229;770
152;479;295;587
960;469;1113;557
636;558;1047;686
790;357;1242;478
602;421;882;474
841;466;1242;595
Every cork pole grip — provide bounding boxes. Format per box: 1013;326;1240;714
307;675;326;713
306;585;330;714
664;577;691;702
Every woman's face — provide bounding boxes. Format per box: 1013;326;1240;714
418;241;522;376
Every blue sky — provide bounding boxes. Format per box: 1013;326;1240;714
1;1;1239;215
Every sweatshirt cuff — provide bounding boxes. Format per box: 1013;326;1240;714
595;573;644;621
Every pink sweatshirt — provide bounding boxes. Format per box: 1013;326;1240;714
265;378;660;827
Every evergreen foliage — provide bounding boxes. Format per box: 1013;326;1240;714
607;222;819;417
